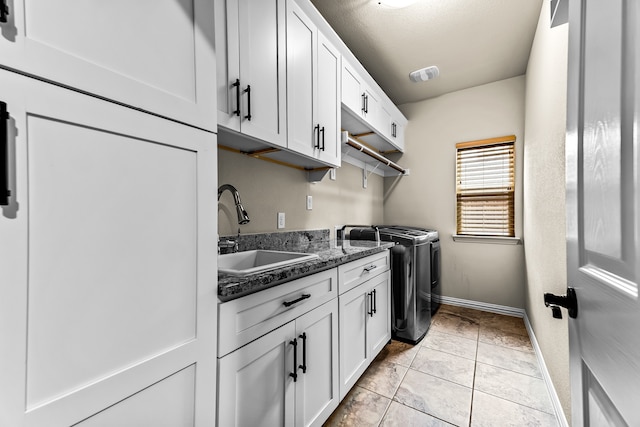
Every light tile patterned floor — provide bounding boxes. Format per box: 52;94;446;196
324;304;559;427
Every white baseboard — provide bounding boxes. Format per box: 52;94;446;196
438;295;525;318
524;313;570;427
439;296;569;427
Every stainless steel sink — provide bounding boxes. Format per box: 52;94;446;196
218;250;318;276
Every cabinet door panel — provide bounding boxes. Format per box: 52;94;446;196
218;322;295;427
295;300;339;427
76;366;197;427
237;0;287;146
216;0;241;131
368;273;392;358
316;33;341;167
341;61;363;115
286;0;315;158
338;287;369;400
0;0;217;131
0;70;217;427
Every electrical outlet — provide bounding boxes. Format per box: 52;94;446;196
306;195;313;210
277;212;285;229
330;168;336;180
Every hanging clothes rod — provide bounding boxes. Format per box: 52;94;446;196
342;132;407;175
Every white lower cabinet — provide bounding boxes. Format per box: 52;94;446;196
338;260;391;399
218;299;339;427
217;250;390;426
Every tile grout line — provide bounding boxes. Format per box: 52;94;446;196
468;322;480;427
475;359;544;381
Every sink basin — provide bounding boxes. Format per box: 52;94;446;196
218;250;319;276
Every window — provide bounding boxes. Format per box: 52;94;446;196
456;135;515;237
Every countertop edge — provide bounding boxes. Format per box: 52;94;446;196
218;242;393;302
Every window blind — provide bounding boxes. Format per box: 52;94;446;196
456;136;515;237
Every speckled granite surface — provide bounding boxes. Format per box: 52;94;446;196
218;230;393;301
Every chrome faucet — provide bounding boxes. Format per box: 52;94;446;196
218;184;250;225
218;184;249;254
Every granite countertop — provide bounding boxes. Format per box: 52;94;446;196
218;239;394;302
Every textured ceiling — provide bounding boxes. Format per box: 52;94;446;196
310;0;544;105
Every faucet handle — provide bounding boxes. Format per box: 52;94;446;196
218;238;237;254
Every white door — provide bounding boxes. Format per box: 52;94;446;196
0;70;218;426
218;322;296;427
566;0;640;425
295;300;339;427
0;0;216;132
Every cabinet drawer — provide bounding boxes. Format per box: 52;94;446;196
338;251;390;295
218;268;337;357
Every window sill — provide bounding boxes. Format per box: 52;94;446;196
452;234;522;245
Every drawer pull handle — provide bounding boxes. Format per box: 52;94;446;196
289;338;298;382
299;332;307;373
283;293;311;307
232;79;240;117
0;101;9;206
364;265;377;273
0;0;8;23
372;289;377;314
244;85;251;121
367;291;374;317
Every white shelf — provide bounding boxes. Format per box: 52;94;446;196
341;132;407;177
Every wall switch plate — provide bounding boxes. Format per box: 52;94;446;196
306;195;313;210
330;168;336;180
363;168;368;189
277;212;285;229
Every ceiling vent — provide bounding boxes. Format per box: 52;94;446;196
409;66;440;83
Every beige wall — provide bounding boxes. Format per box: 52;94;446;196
218;148;383;237
523;0;570;421
385;77;527;309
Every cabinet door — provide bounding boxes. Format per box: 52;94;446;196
367;272;392;358
341;61;364;117
362;85;380;128
316;33;341;167
379;105;393;141
392;121;405;151
295;300;339;427
236;0;287;147
216;0;241;131
218;322;296;427
286;0;316;158
338;286;369;400
0;0;216;131
0;70;218;426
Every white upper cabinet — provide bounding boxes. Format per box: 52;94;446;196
0;0;217;132
286;1;340;167
342;60;380;127
340;58;404;152
379;103;406;152
216;0;287;147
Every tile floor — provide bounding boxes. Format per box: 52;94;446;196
324;304;559;427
